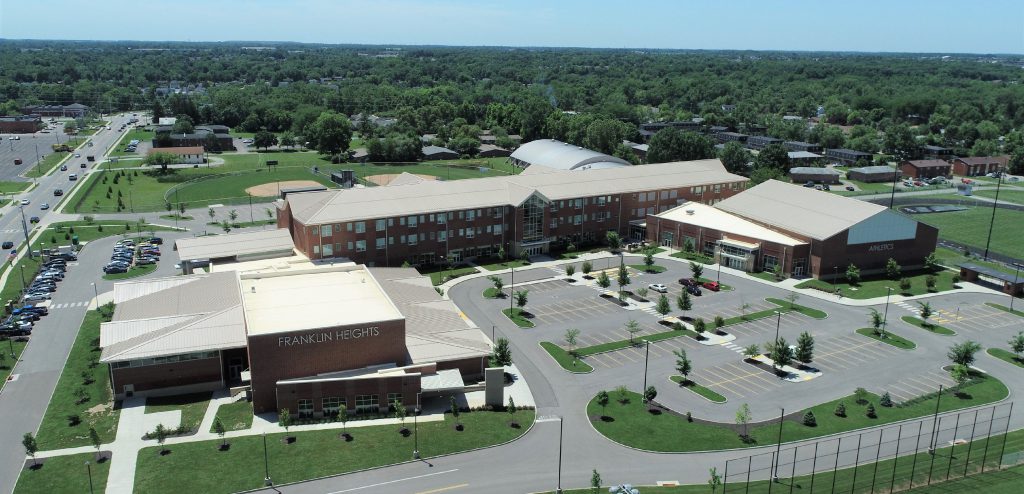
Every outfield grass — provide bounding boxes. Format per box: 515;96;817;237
974;188;1024;205
628;263;667;273
539;342;594;373
0;181;32;194
901;315;956;335
987;348;1024;368
13;452;111;494
590;373;1007;452
670;376;727;403
764;297;828;319
987;303;1024;317
210;401;254;432
914;205;1024;260
101;263;157;280
145;392;213;434
35;310;120;451
855;327;917;349
134;410;533;494
502;308;535;328
795;270;958;299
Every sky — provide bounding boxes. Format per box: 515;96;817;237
2;0;1022;54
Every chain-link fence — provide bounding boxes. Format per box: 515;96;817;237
722;403;1014;494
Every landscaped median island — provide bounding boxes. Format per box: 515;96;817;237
669;376;726;403
587;372;1007;452
987;348;1024;369
502;308;535;328
795;270;958;300
987;302;1024;318
901;315;956;336
540;342;594;373
855;328;916;350
133;410;534;494
13;451;112;494
764;297;828;319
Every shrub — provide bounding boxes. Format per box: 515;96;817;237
952;273;961;285
880;392;893;407
803;411;817;427
854;387;869;405
866;403;877;418
834;402;847;417
686;411;693;422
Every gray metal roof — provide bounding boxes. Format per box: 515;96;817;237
175;229;295;262
714;179;887;240
789;166;837;174
959;263;1023;283
850;165;899;174
510;139;629;170
286;159;746;225
422;145;457;156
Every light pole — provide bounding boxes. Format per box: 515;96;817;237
19;205;33;259
262;432;271;486
413;405;420;459
555;416;564;494
882;287;894;334
1010;263;1022;312
85;460;94;494
19;264;26;293
771;407;785;487
491;325;496;346
773;310;782;348
8;338;14;359
91;282;99;309
983;174;1003;261
641;339;650;402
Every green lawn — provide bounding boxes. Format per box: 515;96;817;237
855;327;917;349
764;297;828;319
670;376;727;403
502;308;535;328
35;310;120;451
482;287;504;299
749;271;782;282
577;327;698;357
590;374;1007;452
145;392;213;434
478;259;530;271
933;246;1022;277
987;348;1024;368
669;251;715;264
914;205;1024;259
539;342;594;373
101;263;157;280
901;315;956;335
418;265;477;286
795;270;958;299
108;128;153;157
628;264;667;273
134;410;533;494
13;452;111;494
974;189;1024;205
209;401;254;432
987;303;1024;317
0;181;32;194
831;179;897;196
30;151;70;177
0;338;29;385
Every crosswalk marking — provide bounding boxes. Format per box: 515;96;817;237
50;301;89;309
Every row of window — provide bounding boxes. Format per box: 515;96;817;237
110;351;219;369
295;393;404;418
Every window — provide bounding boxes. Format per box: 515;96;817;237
322;244;334;257
437;215;446;224
400;235;406;244
408;235;418;245
355;394;379;413
376;238;386;250
408;216;418;228
355;240;366;252
346;223;353;232
669;190;678;198
346;241;353;250
467;210;476;221
660;190;669;200
376;219;386;231
573;215;582;225
429;231;436;240
550;219;557;229
493;225;502;235
458;211;464;219
714;184;721;194
313;245;320;255
763;255;779;272
297;399;314;418
574;199;582;209
320;225;332;237
466;228;474;238
596;196;607;206
388;218;394;227
429;214;435;222
387;393;403;408
354;221;365;233
400;217;406;226
322;397;344;416
439;231;447;241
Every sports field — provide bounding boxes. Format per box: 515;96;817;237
911;205;1024;260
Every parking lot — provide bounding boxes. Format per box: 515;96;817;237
0;130;76;182
894;298;1021;334
698;360;786;399
883;369;956;404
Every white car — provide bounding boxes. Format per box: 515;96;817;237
648;283;668;293
20;199;29;206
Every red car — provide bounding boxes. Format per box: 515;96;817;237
702;281;721;292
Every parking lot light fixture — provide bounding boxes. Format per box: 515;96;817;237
883;287;894;332
91;282;99;308
641;339;650;403
85;460;94;494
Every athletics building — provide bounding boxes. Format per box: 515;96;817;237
99;260;491;415
646;180;939;279
277;154;749;266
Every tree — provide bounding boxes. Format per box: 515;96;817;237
766;337;793;372
648;128;715;163
339;406;349;436
918;301;934;327
616;260;631;302
488;275;504;296
450;395;461;428
708;467;722;494
885;258;901;280
1009;332;1024;360
581;260;593;276
674;348;692;383
644;385;658;404
507;396;517;426
606;231;622;251
834;402;847;417
735;403;751;439
846;263;861;285
785;292;799;309
564;328;581;356
625;319;641;344
171;114;194;134
854;387;869;405
253;129;277;150
635;287;649;301
677;291;693;320
880;392;893;407
393;399;407;429
883;123;920;162
718;141;752;174
795;331;814;366
923;252;939;272
694;318;707;335
592;469;603;494
596;390;610;418
143;151;178;172
154;423;169;454
714;315;725;332
656;294;671;316
208;207;215;220
279;409;292;436
803;411;817;427
743;344;760;360
753;143;790;172
307;111;353;155
643;248;656;272
23;432;38;466
491;337;513;366
597;270;611;289
228;209;238;222
925;275;938;291
950;364;971;387
514;290;529;312
947;340;982;367
213;418;227;448
866;403;877;419
750;166;787;185
221;220;232;234
265;208;273;220
689;261;704;281
739;302;752;320
88;427;102;457
279;131;296;149
869;308;885;337
899;277;912;294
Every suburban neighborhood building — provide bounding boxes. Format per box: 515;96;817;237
21;103;90;118
951;156;1008;177
847;165;901;183
147;146;205;164
900;159;952;179
789;166;840;184
0;115;42;133
422;145;459;160
824;148;873;165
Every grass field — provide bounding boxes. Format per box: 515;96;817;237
0;181;32;194
31;151;70;177
134;410;533;494
590;373;1007;452
764;297;828;319
913;205;1024;259
145;392;213;434
209;401;253;432
795;270;957;299
855;327;917;349
35;309;120;451
13;452;111;494
478;259;530;271
973;188;1024;205
933;246;1022;277
539;341;594;373
901;315;956;335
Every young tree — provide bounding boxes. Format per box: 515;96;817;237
154;423;169;454
450;395;461;427
644;385;658;404
616;260;631;302
635;287;649;301
714;315;725;332
866;403;877;419
564;328;581;356
854;387;869;405
923;252;939;272
803;411;817;427
625;319;641;344
674;348;692;383
507;396;518;426
708;467;723;494
265;208;273;220
885;258;901;280
565;264;576;277
278;409;292;436
899;277;912;294
683;239;695;254
870;308;886;337
22;432;38;466
677;290;693;320
89;427;102;457
213;418;227;448
918;301;934;327
846;263;861;285
514;289;529;312
207;207;216;220
339;406;349;436
394;400;407;429
834;402;847;417
689;261;704;281
581;260;593;276
228;209;239;223
880;392;893;407
591;469;603;494
643;248;656;272
795;331;815;366
766;337;793;372
925;275;937;291
221;220;232;233
491;337;513;366
950;364;971;387
597;270;611;289
739;302;752;320
488;275;504;296
1009;332;1024;360
693;318;707;335
785;292;800;309
735;403;752;439
743;344;760;361
947;340;982;367
605;231;622;251
656;294;671;316
596;390;610;418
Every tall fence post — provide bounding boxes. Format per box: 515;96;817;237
889;424;904;494
927;414;944;485
788;447;797;494
808;442;819;494
996;401;1014;471
870;428;884;494
980;406;997;474
849;434;863;494
831;436;842;494
962;409;980;479
745;454;752;494
723;460;730;494
944;412;962;481
909;421;924;489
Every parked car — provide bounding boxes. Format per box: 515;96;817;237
60;164;68;171
678;278;699;287
702;281;721;292
686;285;702;296
39;203;49;210
29;216;40;223
148;237;164;245
803;181;815;188
1;241;12;249
134;257;156;266
845;186;855;191
20;199;29;206
913;181;925;187
68;174;77;181
822;184;831;191
104;265;128;274
23;293;51;302
648;283;668;293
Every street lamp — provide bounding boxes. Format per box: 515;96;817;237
85;460;94;494
882;287;894;335
413;405;420;459
262;432;271;486
641;339;651;403
555;416;564;494
773;310;782;349
91;282;99;309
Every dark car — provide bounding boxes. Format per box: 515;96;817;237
54;189;64;196
1;241;12;249
686;285;702;296
148;237;164;245
845;186;855;191
29;216;40;223
134;257;157;265
678;278;699;287
80;162;87;168
104;265;128;274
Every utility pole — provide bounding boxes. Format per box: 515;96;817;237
19;205;32;259
982;175;1002;261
